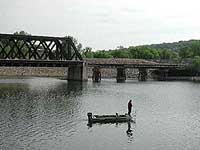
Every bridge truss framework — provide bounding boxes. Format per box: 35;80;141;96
0;34;82;62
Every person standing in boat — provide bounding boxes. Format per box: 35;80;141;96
128;100;133;116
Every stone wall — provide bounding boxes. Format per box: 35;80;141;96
0;59;158;79
87;67;138;78
0;67;139;79
0;67;68;79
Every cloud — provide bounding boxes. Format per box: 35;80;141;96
0;0;200;49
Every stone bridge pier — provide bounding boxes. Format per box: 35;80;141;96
157;69;169;81
68;62;88;81
92;67;101;82
138;68;148;81
151;69;169;81
116;67;126;82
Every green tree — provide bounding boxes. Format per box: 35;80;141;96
66;35;78;45
171;52;180;63
110;49;130;58
190;41;200;57
150;48;160;59
159;49;173;59
128;46;160;59
83;47;93;58
129;47;140;58
179;48;192;58
93;50;112;58
14;31;30;36
191;56;200;72
65;35;83;53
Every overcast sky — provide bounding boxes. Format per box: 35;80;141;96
0;0;200;50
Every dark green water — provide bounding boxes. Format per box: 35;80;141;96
0;78;200;150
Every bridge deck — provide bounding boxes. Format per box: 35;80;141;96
0;58;185;69
88;63;185;69
86;58;185;69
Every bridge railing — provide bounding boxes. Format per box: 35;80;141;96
0;34;83;61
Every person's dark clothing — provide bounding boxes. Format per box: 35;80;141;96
128;101;132;116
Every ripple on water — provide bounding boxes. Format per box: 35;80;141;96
0;79;200;150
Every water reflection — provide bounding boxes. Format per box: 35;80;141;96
87;120;136;142
1;79;200;150
126;121;132;136
87;121;136;128
0;78;86;149
0;83;28;97
126;122;136;143
0;80;85;117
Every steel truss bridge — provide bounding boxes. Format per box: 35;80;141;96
0;33;87;81
0;33;83;67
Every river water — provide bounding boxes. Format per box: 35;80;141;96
0;78;200;150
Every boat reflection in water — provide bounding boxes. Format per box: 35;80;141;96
87;118;136;142
126;121;133;136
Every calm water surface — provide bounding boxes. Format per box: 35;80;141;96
0;78;200;150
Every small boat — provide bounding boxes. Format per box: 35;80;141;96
87;112;135;124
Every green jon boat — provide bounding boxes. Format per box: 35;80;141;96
87;112;135;124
